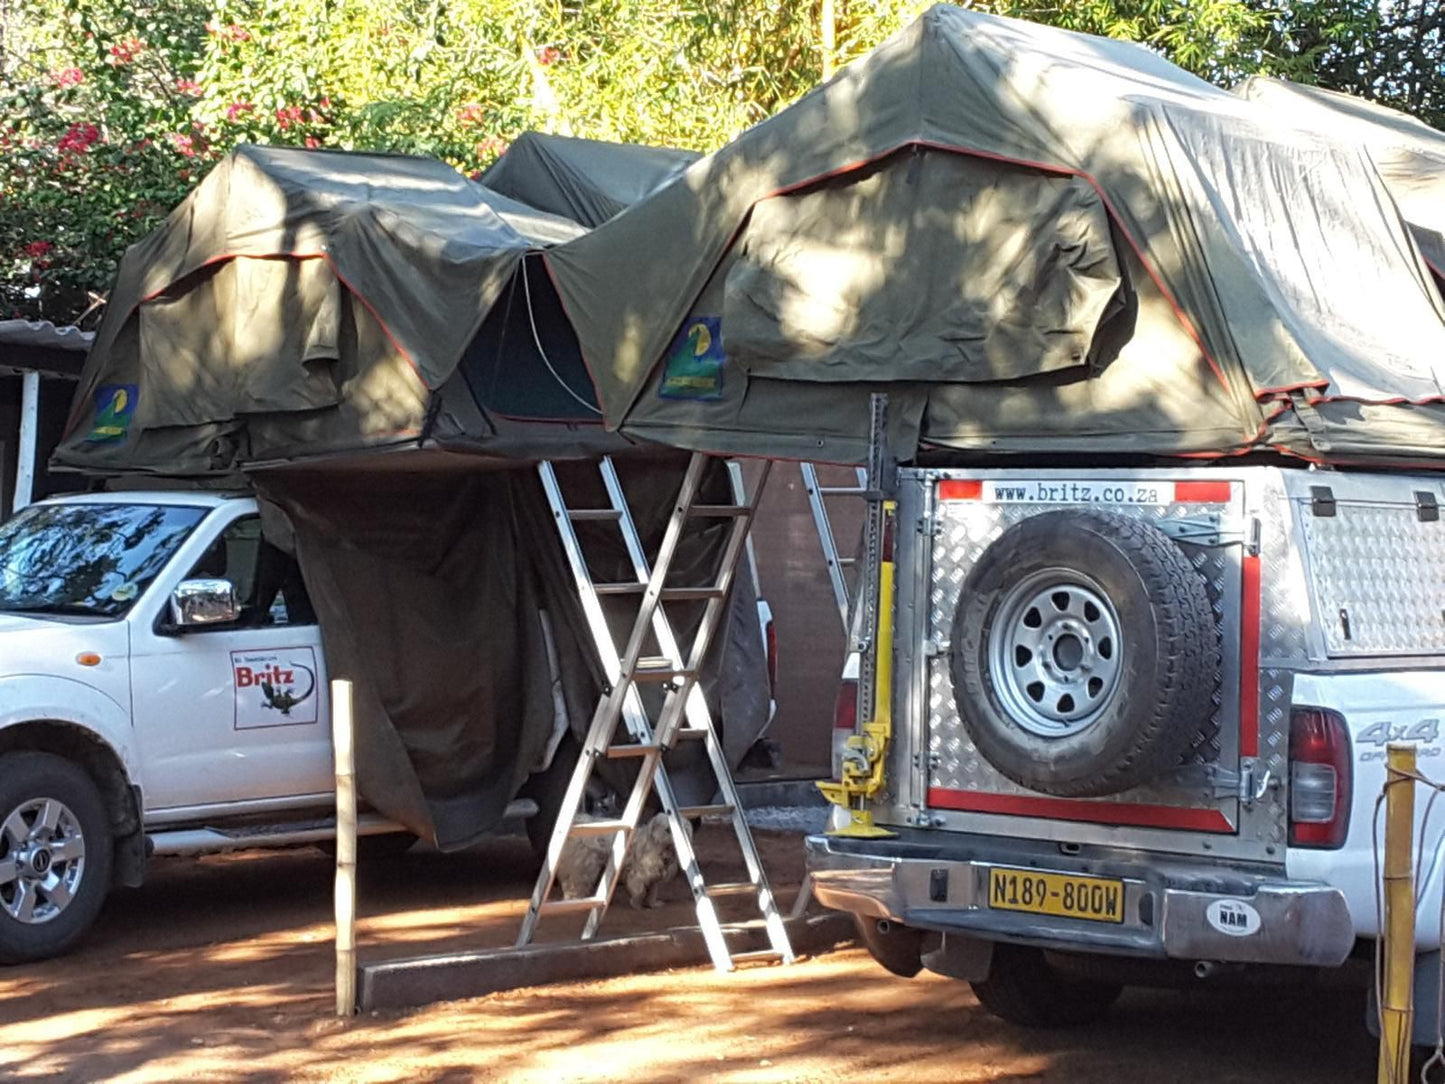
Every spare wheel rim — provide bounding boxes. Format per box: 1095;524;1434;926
987;568;1124;739
0;797;87;925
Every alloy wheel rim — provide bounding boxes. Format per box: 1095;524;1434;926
0;797;86;925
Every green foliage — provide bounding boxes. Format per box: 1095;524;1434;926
0;0;1437;324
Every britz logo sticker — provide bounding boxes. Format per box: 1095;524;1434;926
231;648;319;730
1206;899;1261;937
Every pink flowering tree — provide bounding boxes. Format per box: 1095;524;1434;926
0;0;533;323
0;1;214;321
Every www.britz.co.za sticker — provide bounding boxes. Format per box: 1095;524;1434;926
231;648;319;730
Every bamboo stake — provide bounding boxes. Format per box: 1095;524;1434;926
332;679;358;1018
1379;742;1417;1084
820;0;836;80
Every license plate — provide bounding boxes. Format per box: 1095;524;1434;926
987;867;1125;924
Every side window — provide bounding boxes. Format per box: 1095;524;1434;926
184;515;316;628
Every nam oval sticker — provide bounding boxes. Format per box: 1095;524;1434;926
1206;899;1261;937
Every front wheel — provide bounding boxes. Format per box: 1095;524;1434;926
969;943;1122;1028
0;752;113;964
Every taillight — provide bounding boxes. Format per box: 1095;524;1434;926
831;678;859;780
1289;707;1351;849
765;618;778;696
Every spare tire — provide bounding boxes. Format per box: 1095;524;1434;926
948;509;1218;798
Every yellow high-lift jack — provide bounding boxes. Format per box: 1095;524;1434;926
818;394;898;839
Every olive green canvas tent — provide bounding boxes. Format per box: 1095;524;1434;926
541;5;1445;467
1236;77;1445;281
480;131;700;228
53;143;617;476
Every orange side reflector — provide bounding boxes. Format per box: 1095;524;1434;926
76;653;102;667
938;479;983;501
1174;480;1233;503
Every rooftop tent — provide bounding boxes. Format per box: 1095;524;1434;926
543;5;1445;467
45;145;766;852
1235;77;1445;279
52;143;607;476
479;131;701;228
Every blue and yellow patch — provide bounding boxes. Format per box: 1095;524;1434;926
659;316;724;401
87;384;137;443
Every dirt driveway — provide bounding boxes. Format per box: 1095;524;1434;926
0;828;1377;1083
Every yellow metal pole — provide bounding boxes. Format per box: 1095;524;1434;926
1379;742;1417;1084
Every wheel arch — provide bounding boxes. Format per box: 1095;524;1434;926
0;721;139;840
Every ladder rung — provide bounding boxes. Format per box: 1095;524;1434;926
707;882;760;897
539;896;606;915
674;728;709;741
688;504;751;518
818;486;867;496
567;508;623;521
594;585;725;600
568;819;632;838
678;803;735;819
730;949;784;964
594;582;646;595
606;743;664;759
660;586;728;601
633;658;697;683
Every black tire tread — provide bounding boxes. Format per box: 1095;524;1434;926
0;751;113;965
970;943;1122;1028
950;509;1220;798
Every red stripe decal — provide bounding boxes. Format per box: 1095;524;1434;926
927;788;1234;833
1174;480;1233;504
938;479;982;501
1239;553;1262;758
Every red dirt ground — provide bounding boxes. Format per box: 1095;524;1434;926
0;828;1378;1082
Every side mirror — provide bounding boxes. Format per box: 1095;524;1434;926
170;578;239;628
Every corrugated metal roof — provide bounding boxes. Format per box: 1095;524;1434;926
0;319;94;352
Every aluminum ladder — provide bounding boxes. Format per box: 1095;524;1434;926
799;462;869;633
517;453;795;971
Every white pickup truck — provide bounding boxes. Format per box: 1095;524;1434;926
810;465;1445;1042
0;490;546;964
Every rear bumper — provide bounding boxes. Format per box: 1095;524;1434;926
807;831;1354;968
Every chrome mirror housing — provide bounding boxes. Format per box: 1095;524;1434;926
169;578;239;627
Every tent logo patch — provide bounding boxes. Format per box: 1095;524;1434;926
660;316;724;400
88;384;137;443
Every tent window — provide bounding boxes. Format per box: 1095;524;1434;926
721;148;1125;386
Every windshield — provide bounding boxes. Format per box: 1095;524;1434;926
0;502;209;618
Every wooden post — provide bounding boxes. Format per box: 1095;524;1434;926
332;679;358;1018
1379;742;1417;1084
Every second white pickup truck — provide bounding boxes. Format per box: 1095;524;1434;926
0;490;552;963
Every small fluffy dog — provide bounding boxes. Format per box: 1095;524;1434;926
557;812;687;908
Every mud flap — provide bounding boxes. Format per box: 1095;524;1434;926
113;785;147;888
921;932;995;982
